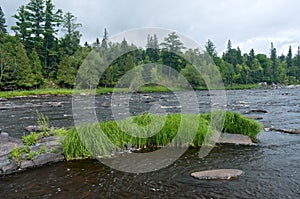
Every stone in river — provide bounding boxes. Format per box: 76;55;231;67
190;169;244;180
217;133;256;146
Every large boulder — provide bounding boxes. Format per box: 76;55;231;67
191;169;244;180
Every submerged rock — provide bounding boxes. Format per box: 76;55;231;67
247;116;263;120
269;127;300;135
217;133;256;146
246;109;268;114
190;169;244;180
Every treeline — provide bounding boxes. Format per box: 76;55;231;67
0;1;300;91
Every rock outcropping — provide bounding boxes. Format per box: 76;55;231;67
0;132;64;175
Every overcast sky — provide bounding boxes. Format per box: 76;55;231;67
1;0;300;55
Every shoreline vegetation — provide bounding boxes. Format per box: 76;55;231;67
0;84;261;99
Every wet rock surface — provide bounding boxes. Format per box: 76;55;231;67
269;127;300;134
0;132;23;157
190;169;244;180
217;133;256;146
0;132;65;175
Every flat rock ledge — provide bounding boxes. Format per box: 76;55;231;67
0;133;65;175
191;169;244;180
217;133;257;146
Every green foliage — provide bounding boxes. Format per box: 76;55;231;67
62;112;262;160
62;127;93;160
39;145;47;154
36;110;49;134
9;146;30;165
201;111;263;140
3;1;300;91
22;132;38;146
0;6;7;33
53;127;68;136
26;150;39;160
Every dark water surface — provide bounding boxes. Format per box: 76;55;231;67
0;88;299;198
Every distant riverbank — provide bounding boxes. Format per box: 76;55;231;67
0;84;259;99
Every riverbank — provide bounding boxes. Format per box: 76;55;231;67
0;84;260;99
0;111;262;175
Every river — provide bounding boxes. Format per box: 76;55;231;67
0;88;299;198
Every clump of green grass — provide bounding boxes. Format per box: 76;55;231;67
62;112;262;160
62;113;211;160
62;127;93;160
201;111;263;140
36;110;50;135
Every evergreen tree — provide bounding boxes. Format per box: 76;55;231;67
145;34;159;62
0;35;34;89
12;6;31;46
293;46;300;81
0;6;7;33
60;12;82;56
101;28;108;50
247;48;255;67
205;39;217;58
270;42;278;82
160;32;185;54
43;0;62;77
29;49;45;88
26;0;45;51
227;40;232;51
286;46;293;68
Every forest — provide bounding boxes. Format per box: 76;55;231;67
0;0;300;91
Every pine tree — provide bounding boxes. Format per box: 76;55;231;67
43;0;62;78
286;46;293;68
12;6;31;46
160;32;185;54
145;34;159;62
61;12;82;56
205;39;217;58
227;40;232;51
101;28;108;50
270;42;278;82
0;6;7;33
26;0;45;51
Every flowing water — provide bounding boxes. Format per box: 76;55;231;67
0;88;299;198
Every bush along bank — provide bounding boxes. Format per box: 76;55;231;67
0;111;262;175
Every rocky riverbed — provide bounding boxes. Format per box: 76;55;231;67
0;132;64;175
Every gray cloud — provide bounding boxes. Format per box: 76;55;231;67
1;0;300;55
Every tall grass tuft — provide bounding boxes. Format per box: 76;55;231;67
201;111;263;140
62;112;262;160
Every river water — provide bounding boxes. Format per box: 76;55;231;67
0;88;299;198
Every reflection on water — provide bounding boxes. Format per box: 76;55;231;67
0;88;300;198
